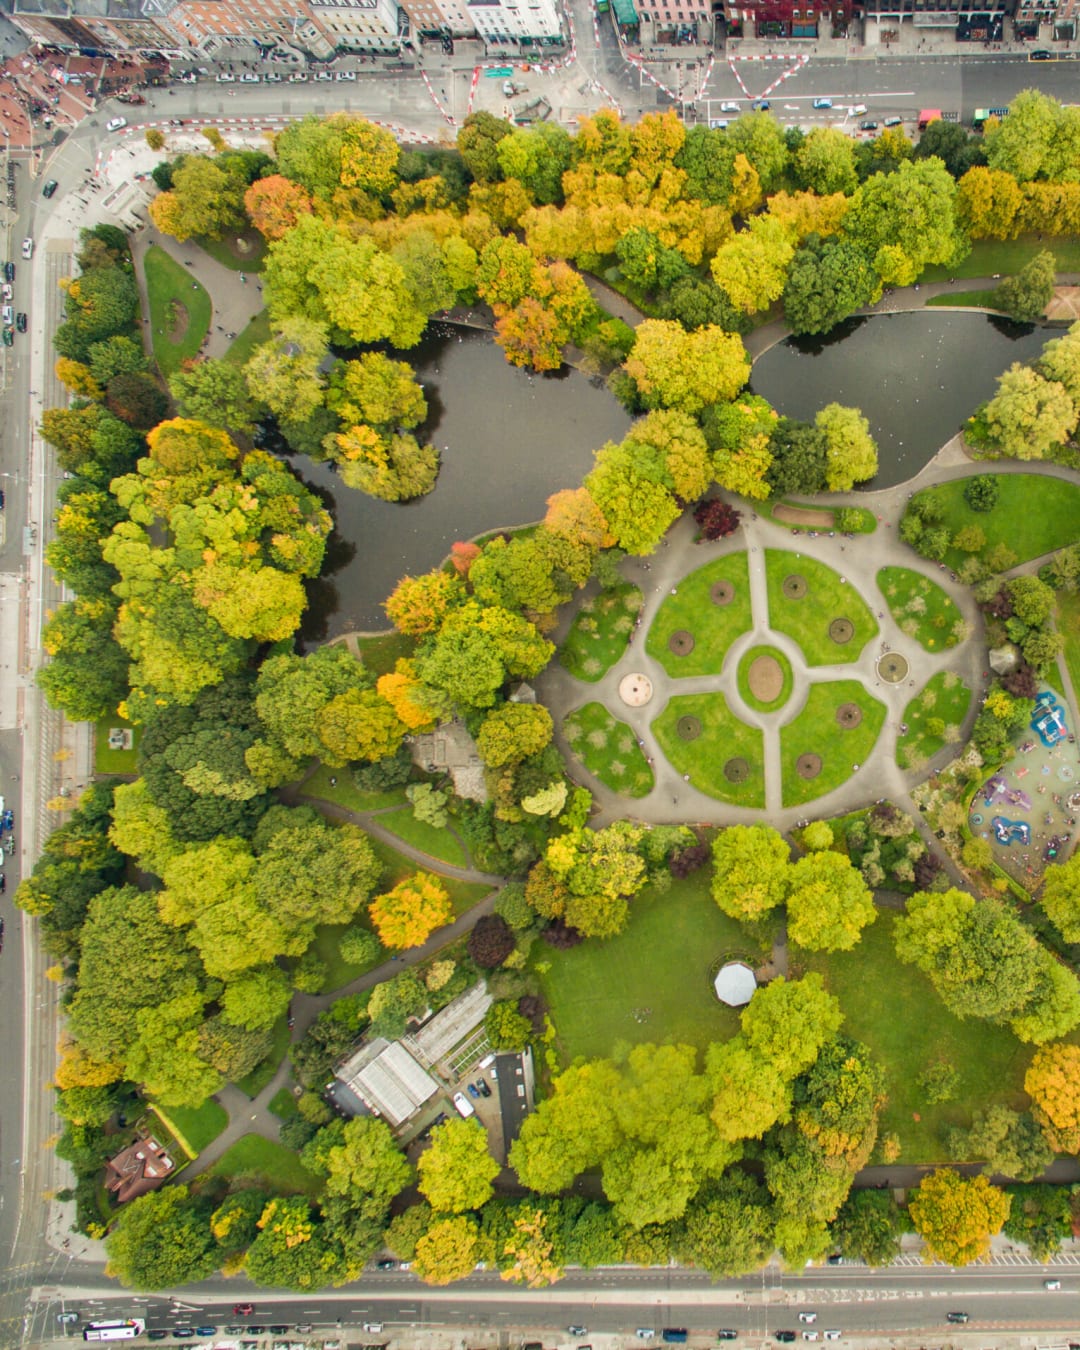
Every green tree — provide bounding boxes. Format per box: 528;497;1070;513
710;824;790;922
458;111;512;183
418;1117;500;1213
615;227;689;293
169;359;261;435
149;156;247;242
623;320;750;415
678;1171;775;1277
413;1214;482;1285
815;403;879;492
981;363;1077;461
1041;854;1080;943
740;974;845;1081
794;127;858;195
994;250;1056;323
245;1196;339;1290
710;215;795;316
476;703;554;768
706;1036;793;1142
786;850;877;953
909;1168;1010;1265
831;1189;906;1267
303;1116;412;1222
726;112;790;192
951;1106;1053;1182
104;1185;218;1290
843;157;966;287
222;965;292;1032
486;999;533;1049
783;237;876;337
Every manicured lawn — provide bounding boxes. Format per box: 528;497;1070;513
268;1088;298;1120
802;912;1034;1162
224;307;271;366
780;680;886;807
652;692;765;808
535;868;761;1062
907;475;1080;571
876;566;964;653
198;230;267;272
302;762;408;814
737;644;793;714
208;1134;323;1197
94;718;139;775
920;236;1080;283
1058;590;1080;705
563;702;654;797
646;553;752;678
144;244;212;377
357;630;417;676
559;583;643;681
234;1014;291;1098
367;834;491;916
765;550;878;666
376;806;468;868
308;918;385;992
925;288;1002;310
151;1099;227;1158
896;671;972;772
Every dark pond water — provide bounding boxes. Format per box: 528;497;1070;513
292;324;633;640
750;311;1057;490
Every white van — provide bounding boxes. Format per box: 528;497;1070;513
452;1091;475;1118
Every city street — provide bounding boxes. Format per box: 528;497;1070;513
4;44;1080;1350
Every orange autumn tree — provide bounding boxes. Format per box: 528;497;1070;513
369;871;453;950
244;174;313;241
1025;1042;1080;1153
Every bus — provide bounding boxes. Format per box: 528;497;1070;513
83;1321;146;1342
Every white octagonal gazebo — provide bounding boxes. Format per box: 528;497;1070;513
713;961;757;1007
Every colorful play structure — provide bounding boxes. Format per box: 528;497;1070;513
1032;691;1069;748
993;816;1031;847
983;774;1033;812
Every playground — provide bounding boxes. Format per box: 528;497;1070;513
970;688;1079;886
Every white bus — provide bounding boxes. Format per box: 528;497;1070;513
83;1320;146;1341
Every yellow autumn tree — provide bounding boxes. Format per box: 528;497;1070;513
55;358;102;400
369;872;453;950
1025;1042;1080;1153
909;1168;1009;1266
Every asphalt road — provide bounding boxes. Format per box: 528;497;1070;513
25;1263;1080;1344
8;53;1080;1347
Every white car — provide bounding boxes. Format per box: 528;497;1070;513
20;238;33;259
264;72;283;82
362;1323;383;1334
1045;1278;1062;1290
452;1090;475;1118
105;116;127;132
1;305;12;326
313;70;334;81
288;72;308;81
336;70;357;81
798;1314;817;1324
215;72;236;83
719;100;739;112
240;73;260;83
802;1335;819;1344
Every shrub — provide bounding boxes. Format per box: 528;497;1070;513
468;914;516;968
964;474;999;512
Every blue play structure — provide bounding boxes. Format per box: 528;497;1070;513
993;815;1031;847
1032;691;1069;748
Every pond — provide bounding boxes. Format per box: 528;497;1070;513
750;311;1057;490
292;324;633;640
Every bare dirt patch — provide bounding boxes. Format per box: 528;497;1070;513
748;654;783;703
724;757;750;783
668;629;695;656
836;702;863;729
796;752;823;780
774;503;833;529
710;580;735;607
829;617;854;645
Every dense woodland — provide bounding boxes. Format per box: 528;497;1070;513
20;91;1080;1290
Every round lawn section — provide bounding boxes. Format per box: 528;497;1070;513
653;692;765;808
780;680;886;807
564;702;655;798
737;644;793;713
896;671;972;771
559;583;643;681
877;566;964;653
765;550;878;665
647;552;752;678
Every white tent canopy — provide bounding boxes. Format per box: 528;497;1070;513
713;961;757;1007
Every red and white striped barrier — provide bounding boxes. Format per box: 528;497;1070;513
419;67;456;125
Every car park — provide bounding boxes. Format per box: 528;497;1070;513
812;98;832;109
15;312;26;333
21;239;32;259
42;179;58;198
105;116;127;132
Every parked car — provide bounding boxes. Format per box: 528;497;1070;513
945;1313;969;1324
362;1323;383;1334
105;116;127;132
3;262;13;282
240;73;260;82
812;97;832;109
719;100;739;112
802;1335;819;1344
568;1327;588;1337
313;71;334;81
2;327;12;348
859;120;878;131
56;1312;79;1324
467;1082;480;1099
42;179;58;198
336;70;357;81
823;1335;842;1343
194;1329;217;1337
216;72;236;82
20;238;32;259
797;1315;816;1325
775;1335;796;1345
478;1079;492;1098
147;1332;169;1341
1;305;11;326
883;115;902;127
15;312;26;332
172;1330;195;1339
268;1326;289;1334
264;72;283;82
376;1259;396;1270
1031;47;1052;57
453;1090;475;1117
288;72;309;81
717;1334;738;1343
2;284;12;302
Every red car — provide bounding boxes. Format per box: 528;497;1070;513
233;1304;255;1316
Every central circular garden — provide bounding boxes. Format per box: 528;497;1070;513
737;644;794;714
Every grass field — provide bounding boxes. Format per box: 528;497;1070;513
198;230;267;272
376;806;468;868
652;692;765;807
308;918;385;992
144;244;212;377
151;1099;227;1158
736;644;794;714
224;308;271;366
268;1088;298;1120
646;553;752;678
896;671;972;771
559;584;643;681
208;1134;323;1196
780;680;886;808
94;718;139;775
925;289;1002;311
302;762;409;814
356;630;417;676
365;832;491;917
908;475;1080;571
920;236;1080;283
234;1015;291;1098
765;550;878;666
1058;590;1080;706
802;911;1035;1161
564;702;655;797
876;566;964;653
535;868;760;1062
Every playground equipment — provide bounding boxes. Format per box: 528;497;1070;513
983;775;1033;811
992;816;1031;847
1032;691;1069;748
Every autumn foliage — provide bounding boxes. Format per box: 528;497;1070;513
1025;1042;1080;1153
244;174;313;240
369;871;453;950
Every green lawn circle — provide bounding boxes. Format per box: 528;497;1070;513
736;644;794;714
